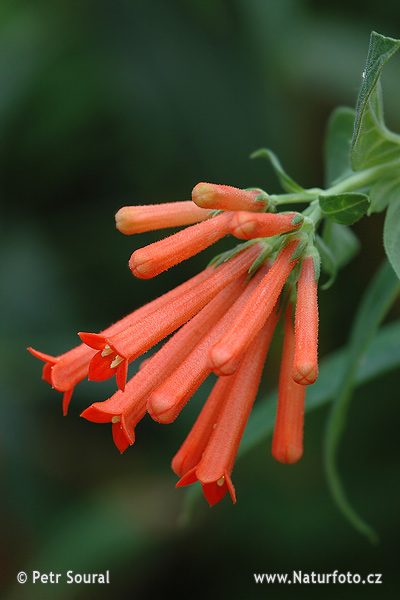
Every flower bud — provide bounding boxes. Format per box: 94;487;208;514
192;182;268;212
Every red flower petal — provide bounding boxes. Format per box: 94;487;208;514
116;359;128;392
81;405;114;423
27;347;57;363
62;390;73;416
78;332;107;350
88;352;117;382
112;422;130;453
202;475;236;507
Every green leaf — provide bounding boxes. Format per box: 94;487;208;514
250;148;305;193
384;197;400;279
369;177;400;215
322;221;360;270
351;31;400;170
324;106;356;186
319;192;370;225
324;259;400;542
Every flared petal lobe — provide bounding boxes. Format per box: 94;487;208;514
27;348;57;384
27;345;96;415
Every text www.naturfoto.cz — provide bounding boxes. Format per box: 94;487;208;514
254;571;382;585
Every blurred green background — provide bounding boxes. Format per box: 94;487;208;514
1;1;400;598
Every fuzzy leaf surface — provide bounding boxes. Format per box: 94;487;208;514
319;192;370;225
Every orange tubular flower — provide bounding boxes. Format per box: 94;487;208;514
27;345;96;415
192;182;268;212
147;264;271;424
171;375;235;478
129;211;233;279
208;238;300;376
176;319;274;506
230;211;301;239
79;242;263;391
292;255;319;385
272;303;305;464
29;178;323;505
81;274;248;451
29;267;212;413
115;201;211;234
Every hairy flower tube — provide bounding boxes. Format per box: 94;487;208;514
192;182;269;212
292;255;319;385
272;303;306;464
207;238;301;376
28;267;213;411
230;211;302;239
115;201;211;234
176;318;277;506
79;242;262;391
81;273;249;451
27;345;96;416
129;211;233;279
147;263;271;424
30;180;322;506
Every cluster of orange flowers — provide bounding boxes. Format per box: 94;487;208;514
29;183;319;506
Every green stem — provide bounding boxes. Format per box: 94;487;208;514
303;202;323;226
272;158;400;208
324;373;379;544
271;191;321;205
324;259;400;542
322;158;400;195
